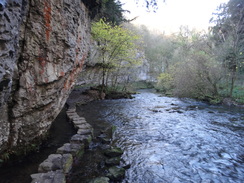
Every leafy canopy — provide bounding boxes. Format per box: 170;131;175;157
91;19;141;66
91;19;142;89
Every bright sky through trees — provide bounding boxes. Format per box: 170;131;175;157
120;0;230;34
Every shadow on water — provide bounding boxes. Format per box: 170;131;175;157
0;107;76;183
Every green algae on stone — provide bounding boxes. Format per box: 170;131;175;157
105;156;121;166
88;177;110;183
104;147;123;158
107;166;125;180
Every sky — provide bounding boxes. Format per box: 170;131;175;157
120;0;230;34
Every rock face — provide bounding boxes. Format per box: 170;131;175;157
77;56;150;86
0;0;91;155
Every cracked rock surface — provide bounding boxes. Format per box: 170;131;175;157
0;0;91;154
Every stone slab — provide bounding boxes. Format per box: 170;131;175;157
31;170;65;183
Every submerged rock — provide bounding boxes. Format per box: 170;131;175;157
107;166;125;180
105;157;121;166
104;147;123;158
98;133;111;144
88;177;110;183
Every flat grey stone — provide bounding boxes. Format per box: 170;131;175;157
77;128;93;135
38;154;62;173
31;170;65;183
76;123;92;129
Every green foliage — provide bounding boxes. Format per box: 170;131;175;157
156;73;173;93
133;25;177;79
130;81;155;90
147;27;223;100
91;19;141;64
125;1;244;104
228;85;244;103
210;0;244;96
87;0;127;25
0;152;10;161
91;19;142;92
138;26;225;102
99;0;126;25
219;82;244;103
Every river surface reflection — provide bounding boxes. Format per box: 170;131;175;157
79;90;244;183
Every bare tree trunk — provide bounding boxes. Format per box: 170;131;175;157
229;71;236;97
101;55;106;93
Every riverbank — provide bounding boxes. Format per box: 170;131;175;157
67;87;127;182
75;90;244;183
30;87;127;182
0;86;128;183
30;106;94;182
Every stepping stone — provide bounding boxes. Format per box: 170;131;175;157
31;170;65;183
73;120;87;127
73;116;86;120
66;112;77;116
71;134;92;148
77;128;93;136
76;123;92;129
66;111;76;115
38;154;62;173
67;108;76;113
38;154;73;174
57;143;84;157
67;113;80;119
73;117;86;122
62;154;73;174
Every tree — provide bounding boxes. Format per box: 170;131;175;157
91;19;142;92
210;0;244;97
134;25;176;81
85;0;127;25
135;0;166;11
168;28;223;100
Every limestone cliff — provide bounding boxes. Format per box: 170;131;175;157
0;0;91;155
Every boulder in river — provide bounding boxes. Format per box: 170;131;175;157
107;166;125;180
105;156;121;166
88;177;110;183
104;147;123;158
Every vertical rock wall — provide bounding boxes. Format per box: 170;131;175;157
0;0;91;154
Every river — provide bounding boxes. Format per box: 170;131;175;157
76;90;244;183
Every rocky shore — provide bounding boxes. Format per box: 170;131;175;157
31;88;126;183
30;107;93;183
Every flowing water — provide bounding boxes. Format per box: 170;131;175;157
77;90;244;183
